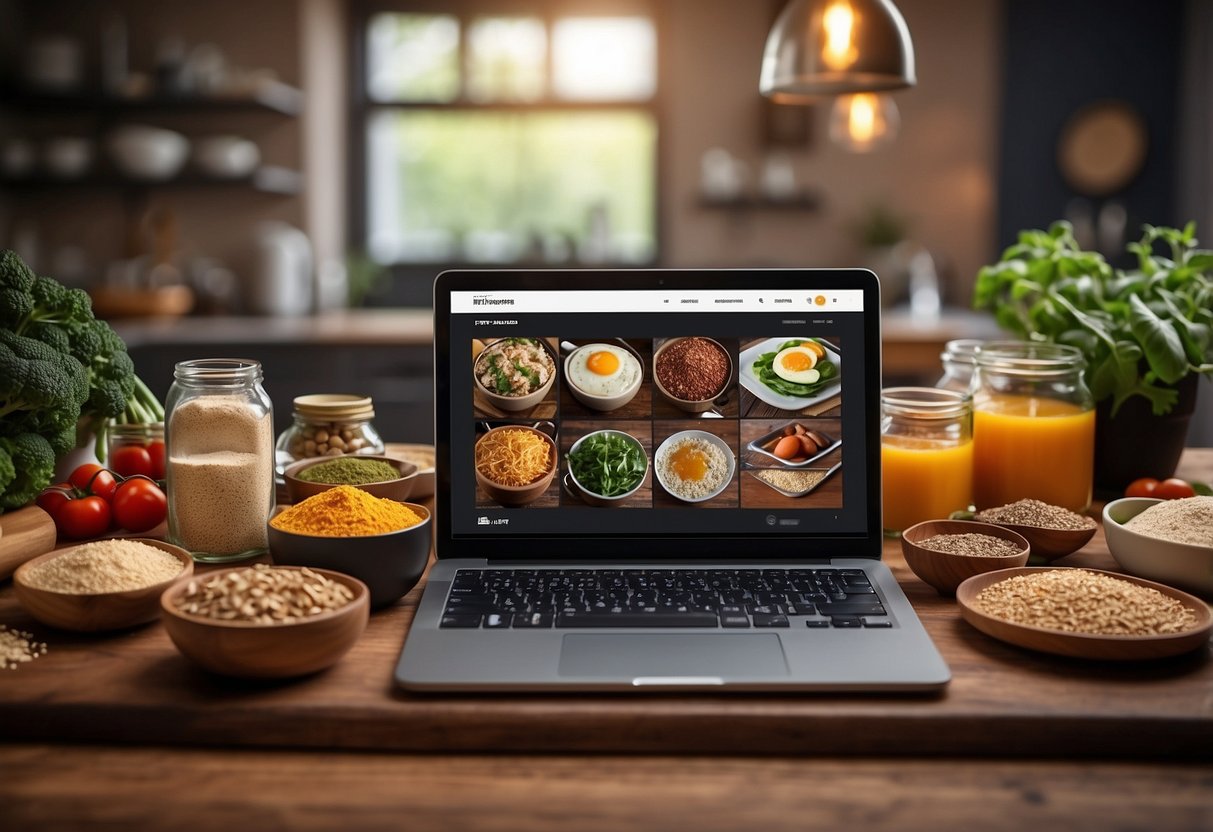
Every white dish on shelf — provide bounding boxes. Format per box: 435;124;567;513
108;125;189;181
738;337;842;411
193;135;260;178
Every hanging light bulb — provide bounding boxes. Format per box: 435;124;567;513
829;92;899;152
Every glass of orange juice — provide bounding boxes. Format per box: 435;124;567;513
971;342;1094;513
881;387;973;535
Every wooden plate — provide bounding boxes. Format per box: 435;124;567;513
956;567;1212;661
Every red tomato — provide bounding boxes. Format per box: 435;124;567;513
36;482;74;517
111;477;167;533
1154;478;1196;500
68;463;117;501
56;495;112;539
147;440;166;480
110;444;153;478
1124;478;1159;499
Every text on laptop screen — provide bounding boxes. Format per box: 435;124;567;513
447;285;872;541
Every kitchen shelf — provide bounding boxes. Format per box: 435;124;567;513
0;81;303;116
0;165;303;196
697;192;823;212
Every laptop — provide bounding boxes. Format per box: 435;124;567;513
396;268;950;691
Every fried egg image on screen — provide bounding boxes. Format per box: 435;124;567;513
568;344;640;397
772;345;821;384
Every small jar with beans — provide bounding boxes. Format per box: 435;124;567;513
275;394;386;475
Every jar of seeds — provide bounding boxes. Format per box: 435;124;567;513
274;394;385;476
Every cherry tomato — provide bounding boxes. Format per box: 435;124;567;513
1124;477;1159;499
1154;478;1196;500
68;463;117;501
55;495;112;539
110;444;153;479
111;477;167;533
147;440;166;480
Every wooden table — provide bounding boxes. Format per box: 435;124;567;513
3;451;1212;830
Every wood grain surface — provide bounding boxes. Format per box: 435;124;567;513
0;450;1210;760
0;505;57;580
740;417;844;508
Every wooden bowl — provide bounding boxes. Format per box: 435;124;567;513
474;425;557;506
160;566;369;678
284;455;418;503
387;443;436;498
901;519;1030;596
956;567;1213;660
971;512;1097;563
88;285;194;319
14;539;193;631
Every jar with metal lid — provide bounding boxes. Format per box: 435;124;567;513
935;338;984;393
166;359;274;562
971;341;1094;512
275;394;385;475
880;387;973;534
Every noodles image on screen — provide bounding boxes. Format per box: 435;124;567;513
476;429;553;487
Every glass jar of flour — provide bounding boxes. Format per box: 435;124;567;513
165;359;274;562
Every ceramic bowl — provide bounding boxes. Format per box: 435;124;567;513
563;343;644;412
192;135;260;178
566;429;648;507
901;519;1030;596
653;429;736;503
268;502;432;609
43;136;92;178
473;339;558;412
14;539;193;631
1103;497;1213;598
108;125;189;180
652;337;733;413
161;566;369;677
284;455;418;504
474;425;558;507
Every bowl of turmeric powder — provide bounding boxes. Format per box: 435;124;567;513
268;485;432;608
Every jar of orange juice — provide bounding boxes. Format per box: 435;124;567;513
971;342;1094;512
936;339;983;393
881;387;973;535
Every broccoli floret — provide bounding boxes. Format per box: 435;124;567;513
0;433;55;511
0;443;15;496
0;251;36;327
87;377;129;419
26;321;71;355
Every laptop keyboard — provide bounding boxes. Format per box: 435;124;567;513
439;568;890;629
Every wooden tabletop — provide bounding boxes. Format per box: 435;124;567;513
2;450;1211;829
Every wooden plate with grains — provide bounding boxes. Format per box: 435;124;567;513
955;567;1212;661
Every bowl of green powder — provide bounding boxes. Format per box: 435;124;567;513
285;455;419;504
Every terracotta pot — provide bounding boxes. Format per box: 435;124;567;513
1094;373;1199;494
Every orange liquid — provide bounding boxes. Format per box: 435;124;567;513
882;437;973;533
973;395;1094;512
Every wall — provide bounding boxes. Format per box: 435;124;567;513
661;0;1001;301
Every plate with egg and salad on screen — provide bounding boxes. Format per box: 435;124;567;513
738;338;842;411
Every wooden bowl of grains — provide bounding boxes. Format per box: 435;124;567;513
160;564;369;678
973;498;1097;563
14;538;193;631
900;519;1030;596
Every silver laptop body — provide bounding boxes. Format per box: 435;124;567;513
397;269;950;692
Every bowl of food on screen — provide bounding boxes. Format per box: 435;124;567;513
14;538;192;631
565;429;648;507
900;519;1030;596
284;455;418;503
971;498;1096;562
474;425;558;507
473;338;557;412
653;430;735;504
268;485;432;609
563;342;643;412
652;337;732;413
747;422;840;467
1103;496;1213;599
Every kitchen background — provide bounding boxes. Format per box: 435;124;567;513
1;0;1210;445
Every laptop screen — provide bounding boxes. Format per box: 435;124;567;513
433;269;882;561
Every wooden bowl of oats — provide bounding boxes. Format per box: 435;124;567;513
901;520;1029;596
160;564;369;678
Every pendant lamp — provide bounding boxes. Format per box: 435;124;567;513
759;0;915;101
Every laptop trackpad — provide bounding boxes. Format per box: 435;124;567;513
558;633;788;680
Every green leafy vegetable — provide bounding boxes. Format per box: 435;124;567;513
752;339;839;398
568;432;647;498
974;222;1213;415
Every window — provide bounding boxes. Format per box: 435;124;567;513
355;2;660;297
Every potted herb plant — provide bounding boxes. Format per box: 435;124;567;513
974;221;1213;491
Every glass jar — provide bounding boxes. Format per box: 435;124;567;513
936;338;984;393
971;341;1094;512
880;387;973;535
274;394;385;475
165;359;274;562
106;421;165;479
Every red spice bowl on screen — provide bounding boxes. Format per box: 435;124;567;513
653;336;733;413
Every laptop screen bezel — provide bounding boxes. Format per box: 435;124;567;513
432;268;883;561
